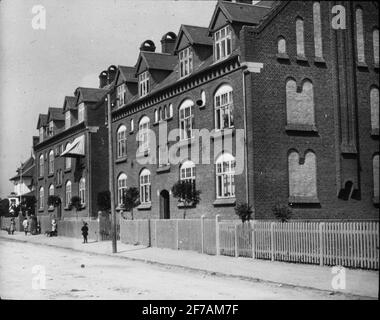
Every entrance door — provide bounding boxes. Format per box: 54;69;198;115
159;190;170;219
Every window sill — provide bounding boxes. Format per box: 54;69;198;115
115;157;127;164
341;143;357;155
129;130;134;135
213;198;236;206
38;176;44;181
116;206;125;211
64;207;72;211
285;124;318;133
38;209;44;213
374;63;379;70
314;56;326;65
373;196;379;205
137;203;151;210
296;55;308;63
276;53;290;61
157;165;170;174
56;184;62;189
371;128;379;137
48;207;54;212
64;168;72;173
48;173;54;178
288;196;320;205
356;61;368;69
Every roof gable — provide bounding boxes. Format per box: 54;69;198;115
47;107;65;122
115;65;138;86
62;96;77;113
135;52;177;75
36;114;48;129
174;25;212;53
74;87;108;104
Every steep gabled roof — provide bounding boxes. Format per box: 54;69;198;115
36;114;48;129
62;96;77;112
74;87;108;104
9;156;35;181
135;51;177;75
115;65;138;85
208;1;273;31
47;107;65;122
173;25;212;53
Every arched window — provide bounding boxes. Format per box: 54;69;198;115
49;184;54;196
154;109;159;123
286;79;315;126
139;169;151;204
288;151;318;200
130;119;134;132
179;99;194;140
79;177;86;206
215;84;234;130
48;150;54;174
313;2;323;58
180;160;196;185
373;28;379;65
373;155;379;202
117;173;127;206
163;105;168;119
39;154;44;177
169;104;173;118
138;116;150;151
200;90;206;107
356;8;365;63
117;125;127;158
65;180;72;207
296;17;305;57
39;187;44;209
278;37;287;55
215;153;235;199
370;87;379;133
65;143;71;170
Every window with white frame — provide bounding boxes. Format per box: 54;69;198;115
39;127;44;142
356;8;365;64
138;116;150;152
65;180;72;207
130;119;134;132
215;153;236;199
56;169;62;185
138;71;149;97
139;169;151;204
48;121;54;136
370;87;379;132
117;125;127;158
154;109;159;123
78;103;85;123
169;104;173;118
313;2;323;59
79;177;86;206
179;47;193;78
39;187;44;209
39;154;44;177
117;84;126;107
117;173;127;206
296;17;305;57
48;184;54;208
48;150;54;174
65;111;71;129
179;99;194;140
214;25;232;61
158;144;169;167
180;160;196;185
278;37;287;55
65;143;71;170
374;28;379;65
215;84;234;130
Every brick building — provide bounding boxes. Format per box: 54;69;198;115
109;0;378;221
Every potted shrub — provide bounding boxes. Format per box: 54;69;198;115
171;180;201;219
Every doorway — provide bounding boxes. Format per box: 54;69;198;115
159;190;170;219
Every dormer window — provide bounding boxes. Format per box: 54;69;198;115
65;111;71;129
214;25;232;62
179;47;193;78
39;127;44;142
78;103;85;123
117;84;126;107
138;71;149;97
48;121;54;136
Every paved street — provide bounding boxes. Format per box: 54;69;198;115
0;238;363;300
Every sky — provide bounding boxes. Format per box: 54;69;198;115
0;0;218;198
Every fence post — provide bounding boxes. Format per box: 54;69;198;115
201;215;205;254
270;222;275;262
176;219;179;250
319;222;324;266
251;220;256;260
154;220;158;247
215;214;221;256
148;219;151;247
234;224;238;258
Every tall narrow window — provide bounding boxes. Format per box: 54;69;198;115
180;160;196;186
117;173;127;207
158;144;169;167
214;25;232;62
48;121;54;136
79;177;86;206
138;71;149;97
154;109;159;123
138;116;150;152
65;181;72;207
373;28;379;65
78;103;85;123
356;8;365;64
215;84;234;130
65;111;71;129
48;184;54;209
179;99;194;140
278;37;287;55
169;104;173;118
65;143;71;170
117;84;126;107
370;87;379;134
313;2;323;58
296;17;305;58
130;119;134;132
215;153;236;199
373;155;379;202
179;47;193;78
48;150;54;174
116;125;127;158
39;187;44;209
39;154;44;177
139;169;151;204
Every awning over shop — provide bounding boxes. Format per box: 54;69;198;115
60;135;85;157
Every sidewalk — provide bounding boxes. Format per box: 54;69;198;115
1;231;378;299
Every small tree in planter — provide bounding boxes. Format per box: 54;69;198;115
171;180;201;219
47;195;61;211
272;201;292;223
235;203;253;224
70;196;82;219
122;187;140;220
97;190;111;215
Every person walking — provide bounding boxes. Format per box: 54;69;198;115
22;217;29;236
81;222;88;244
9;218;16;235
51;219;57;236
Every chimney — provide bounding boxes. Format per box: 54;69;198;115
99;70;108;88
161;32;177;54
107;65;117;84
140;40;156;52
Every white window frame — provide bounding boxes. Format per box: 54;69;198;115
215;84;234;130
215;153;236;199
180;160;196;183
39;187;44;209
214;25;232;62
138;116;150;152
65;181;72;207
48;150;54;174
79;177;86;206
139;169;151;204
117;173;127;207
48;184;54;208
48;121;54;136
65;111;71;129
179;47;193;78
117;125;127;158
78;103;85;123
130;119;134;132
117;84;126;107
179;99;194;140
158;144;169;167
138;71;149;97
39;154;44;177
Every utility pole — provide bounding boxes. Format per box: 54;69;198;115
107;92;117;253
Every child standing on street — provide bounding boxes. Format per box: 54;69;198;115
81;222;88;243
22;217;29;236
